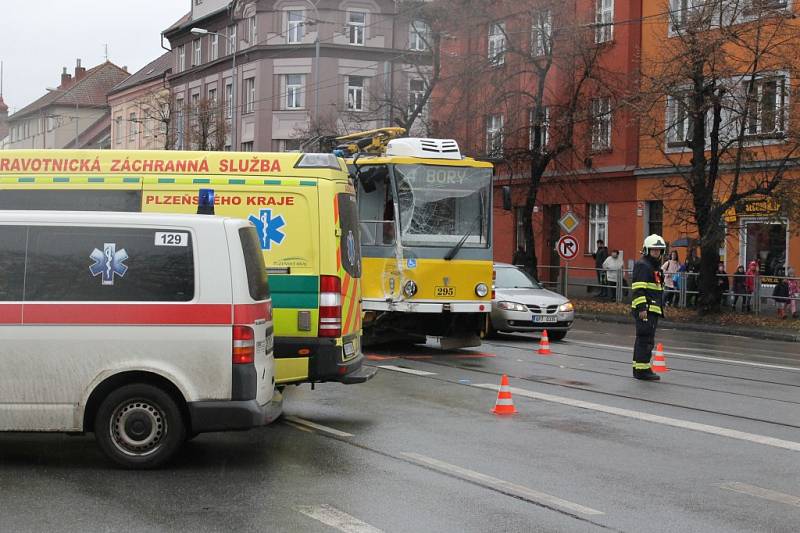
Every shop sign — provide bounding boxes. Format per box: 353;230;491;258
724;198;781;222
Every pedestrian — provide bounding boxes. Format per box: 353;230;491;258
603;249;625;300
731;265;747;311
745;260;758;312
593;240;609;297
773;275;790;319
787;267;799;319
630;234;667;381
716;262;730;309
685;249;701;307
512;246;526;267
662;250;681;306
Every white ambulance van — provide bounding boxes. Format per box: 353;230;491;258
0;211;281;469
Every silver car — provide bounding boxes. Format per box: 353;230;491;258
488;263;575;340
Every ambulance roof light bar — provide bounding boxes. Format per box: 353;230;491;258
197;188;215;215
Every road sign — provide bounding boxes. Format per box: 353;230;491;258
557;235;579;261
558;211;581;234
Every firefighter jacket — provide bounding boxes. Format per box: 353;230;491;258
631;255;665;316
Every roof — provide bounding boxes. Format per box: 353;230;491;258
108;52;172;95
163;11;192;34
10;62;130;120
62;111;111;150
0;95;8;113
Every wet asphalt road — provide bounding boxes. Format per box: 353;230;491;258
1;319;800;532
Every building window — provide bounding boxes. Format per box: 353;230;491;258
243;78;255;114
486;114;504;157
747;75;787;138
192;39;202;66
515;207;527;252
115;116;122;144
128;112;137;141
666;94;692;147
531;10;551;57
347;76;364;111
208;87;217;107
225;82;233;118
274;139;303;151
488;22;506;66
177;45;185;72
588;203;608;253
210;34;219;61
529;107;549;151
175;97;185;149
409;20;429;51
348;11;366;45
647;201;664;237
287;10;305;44
591;97;612;151
595;0;614;43
228;24;237;54
409;78;426;114
286;74;304;109
241;141;254;152
247;15;258;45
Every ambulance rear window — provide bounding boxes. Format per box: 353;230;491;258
239;227;270;301
338;193;361;279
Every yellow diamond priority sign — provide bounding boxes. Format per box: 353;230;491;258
558;211;580;234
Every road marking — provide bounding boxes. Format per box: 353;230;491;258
567;340;800;372
400;453;604;516
377;365;437;376
718;482;800;508
295;504;384;533
283;416;354;438
474;384;800;452
284;420;313;434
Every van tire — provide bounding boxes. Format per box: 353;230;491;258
94;384;186;469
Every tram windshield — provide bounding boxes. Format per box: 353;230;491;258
394;164;492;248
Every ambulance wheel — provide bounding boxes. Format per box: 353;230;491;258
95;383;186;469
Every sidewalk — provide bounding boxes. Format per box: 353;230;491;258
574;299;800;343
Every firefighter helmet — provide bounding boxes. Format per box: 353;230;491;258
642;234;667;254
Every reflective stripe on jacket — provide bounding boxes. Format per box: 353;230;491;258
631;256;664;315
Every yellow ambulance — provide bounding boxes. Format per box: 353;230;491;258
0;150;375;387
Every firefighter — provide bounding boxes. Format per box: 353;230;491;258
631;234;667;381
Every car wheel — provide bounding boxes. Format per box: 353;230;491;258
94;383;186;469
548;331;567;342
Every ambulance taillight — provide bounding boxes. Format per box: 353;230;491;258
319;275;342;338
232;326;255;364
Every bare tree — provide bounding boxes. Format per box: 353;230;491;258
189;97;229;151
638;0;800;312
434;0;618;275
137;90;177;150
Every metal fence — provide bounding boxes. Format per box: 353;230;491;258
534;265;800;316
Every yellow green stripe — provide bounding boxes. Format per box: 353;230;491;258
632;296;647;307
632;282;648;290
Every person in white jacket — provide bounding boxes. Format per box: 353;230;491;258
602;250;625;300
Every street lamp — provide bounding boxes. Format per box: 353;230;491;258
46;87;79;148
191;27;237;150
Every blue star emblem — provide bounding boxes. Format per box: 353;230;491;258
89;243;129;286
249;209;287;250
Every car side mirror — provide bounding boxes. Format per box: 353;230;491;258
502;186;511;211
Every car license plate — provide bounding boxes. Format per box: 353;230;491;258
533;316;557;323
435;286;455;297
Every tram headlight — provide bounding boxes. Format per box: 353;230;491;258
403;280;418;298
475;283;489;297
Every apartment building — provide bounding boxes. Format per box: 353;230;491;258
108;52;174;150
163;0;432;152
5;60;129;150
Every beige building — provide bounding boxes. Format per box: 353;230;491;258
108;53;174;150
163;0;432;152
5;60;129;150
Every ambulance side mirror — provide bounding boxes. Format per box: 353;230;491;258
502;186;512;211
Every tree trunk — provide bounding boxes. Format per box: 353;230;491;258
522;158;543;278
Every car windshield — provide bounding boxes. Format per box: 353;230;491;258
495;266;542;289
394;164;492;248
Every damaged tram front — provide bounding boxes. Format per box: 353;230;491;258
337;131;494;348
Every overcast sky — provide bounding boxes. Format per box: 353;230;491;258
1;0;188;114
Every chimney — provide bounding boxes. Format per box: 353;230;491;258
60;67;72;88
74;58;86;82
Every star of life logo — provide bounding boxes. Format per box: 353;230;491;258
89;243;129;286
249;209;286;250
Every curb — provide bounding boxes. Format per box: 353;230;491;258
576;313;800;343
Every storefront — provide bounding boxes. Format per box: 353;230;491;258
726;198;790;282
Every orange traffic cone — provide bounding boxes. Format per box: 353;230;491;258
538;330;552;356
652;343;669;373
492;374;517;415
